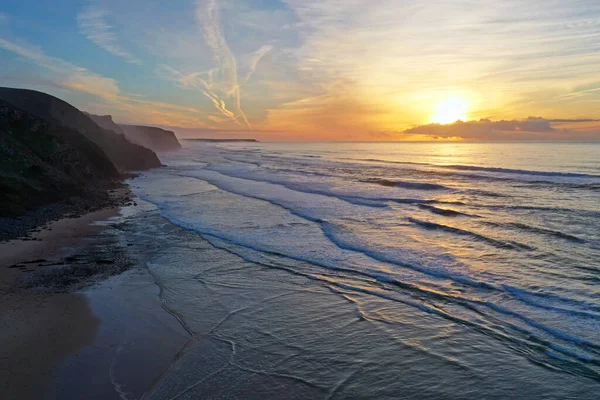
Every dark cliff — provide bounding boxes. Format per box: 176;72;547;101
84;113;125;135
0;100;119;217
184;138;258;142
86;114;181;152
0;88;162;171
119;124;182;152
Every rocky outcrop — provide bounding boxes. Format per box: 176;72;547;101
84;113;125;135
0;88;162;171
0;100;119;217
86;113;181;152
119;124;182;152
184;138;258;142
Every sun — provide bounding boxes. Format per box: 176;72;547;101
430;97;468;124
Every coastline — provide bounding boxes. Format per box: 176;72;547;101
1;152;598;398
0;187;129;399
0;186;188;399
0;205;120;399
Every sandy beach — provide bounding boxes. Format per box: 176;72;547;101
0;188;188;400
0;192;128;397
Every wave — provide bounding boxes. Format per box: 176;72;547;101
485;221;586;243
172;172;506;293
350;157;600;179
527;181;600;191
444;164;600;178
420;169;600;190
407;217;534;250
179;194;600;322
417;204;477;217
258;164;450;192
348;158;423;166
362;178;448;191
207;228;600;360
467;189;510;198
144;202;600;378
152;169;600;321
196;168;425;208
222;155;600;204
222;152;600;202
480;203;600;218
224;157;261;167
148;190;598;322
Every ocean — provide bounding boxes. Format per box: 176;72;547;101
130;141;600;398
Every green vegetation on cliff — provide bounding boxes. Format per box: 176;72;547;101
0;100;119;216
0;88;162;171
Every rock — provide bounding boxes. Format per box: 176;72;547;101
0;88;162;172
119;124;182;152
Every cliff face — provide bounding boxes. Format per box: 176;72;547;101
0;88;162;171
84;113;125;135
0;100;119;216
86;114;181;153
119;124;182;152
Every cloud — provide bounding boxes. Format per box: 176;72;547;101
157;65;214;90
77;6;141;64
405;118;600;141
264;77;405;140
0;37;216;127
5;0;600;140
0;12;8;23
244;45;273;83
0;37;120;99
195;0;251;129
157;64;244;127
275;0;600;134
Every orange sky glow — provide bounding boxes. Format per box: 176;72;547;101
1;1;600;141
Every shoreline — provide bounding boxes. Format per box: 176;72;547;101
0;185;190;400
0;180;133;243
1;186;146;399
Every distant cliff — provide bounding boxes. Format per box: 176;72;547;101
119;124;182;152
0;100;119;217
185;138;258;142
86;114;181;152
84;113;125;135
0;88;161;171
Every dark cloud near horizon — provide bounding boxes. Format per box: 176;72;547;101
405;118;600;141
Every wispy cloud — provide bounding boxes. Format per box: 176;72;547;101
3;0;600;140
157;64;244;127
0;12;8;23
77;6;141;65
276;0;600;132
195;0;251;129
554;86;600;100
0;37;120;99
244;45;273;83
0;37;213;127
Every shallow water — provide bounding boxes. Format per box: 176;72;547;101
134;142;600;398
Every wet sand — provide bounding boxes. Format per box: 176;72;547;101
0;190;189;400
0;187;134;399
0;207;119;400
0;291;99;399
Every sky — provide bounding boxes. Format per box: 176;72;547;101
1;0;600;141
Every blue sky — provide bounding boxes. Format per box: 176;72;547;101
1;0;600;140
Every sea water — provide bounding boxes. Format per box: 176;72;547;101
131;142;600;399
